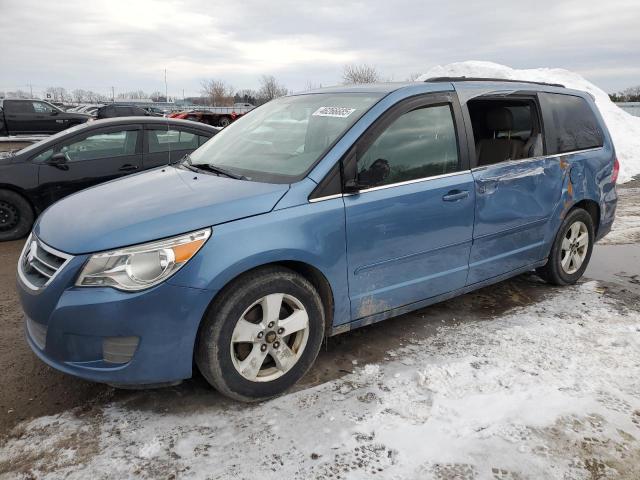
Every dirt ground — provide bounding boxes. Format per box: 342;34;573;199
0;180;638;438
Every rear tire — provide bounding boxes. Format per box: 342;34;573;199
195;266;325;402
0;189;34;242
218;116;231;128
536;208;594;286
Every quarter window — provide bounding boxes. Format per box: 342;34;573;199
357;105;459;188
147;129;200;153
60;130;139;162
541;93;604;154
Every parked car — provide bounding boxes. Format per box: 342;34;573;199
169;104;254;127
0;99;91;135
0;117;217;240
96;104;160;119
17;79;617;401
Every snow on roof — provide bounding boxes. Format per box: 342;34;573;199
418;61;640;183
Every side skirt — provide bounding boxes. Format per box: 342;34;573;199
330;259;547;336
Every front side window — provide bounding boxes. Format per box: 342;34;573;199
357;105;459;188
59;130;139;162
32;102;56;114
147;129;199;153
541;93;603;154
187;93;384;183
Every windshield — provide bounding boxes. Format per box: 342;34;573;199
187;93;384;183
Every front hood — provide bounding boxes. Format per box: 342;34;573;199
35;166;289;254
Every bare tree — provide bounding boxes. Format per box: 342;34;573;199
201;79;234;106
342;64;380;84
258;75;288;102
406;72;423;82
6;89;30;99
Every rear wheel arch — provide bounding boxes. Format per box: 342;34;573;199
567;199;600;237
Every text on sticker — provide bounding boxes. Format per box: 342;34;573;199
312;107;356;118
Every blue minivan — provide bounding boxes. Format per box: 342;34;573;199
17;78;618;401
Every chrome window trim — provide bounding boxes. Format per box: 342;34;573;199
471;146;604;172
308;170;471;202
17;234;73;291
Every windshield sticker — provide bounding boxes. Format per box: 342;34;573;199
312;107;356;118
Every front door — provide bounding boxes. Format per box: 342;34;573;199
37;125;142;205
344;95;474;320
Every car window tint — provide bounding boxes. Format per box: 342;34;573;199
542;93;603;154
33;102;55;113
6;101;34;114
198;135;210;146
358;105;459;188
147;129;200;153
33;148;54;163
60;130;139;162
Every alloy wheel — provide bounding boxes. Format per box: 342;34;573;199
560;220;589;274
230;293;310;382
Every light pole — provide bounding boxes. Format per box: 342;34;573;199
164;69;168;102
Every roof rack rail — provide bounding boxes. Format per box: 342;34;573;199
424;76;565;88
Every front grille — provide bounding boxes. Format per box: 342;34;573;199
18;234;72;290
26;316;48;349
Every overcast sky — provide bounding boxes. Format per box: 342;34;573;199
1;0;638;98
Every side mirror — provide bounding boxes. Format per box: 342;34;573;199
343;178;370;193
47;152;68;167
51;109;59;116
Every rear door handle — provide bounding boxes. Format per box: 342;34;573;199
442;190;469;202
119;164;138;172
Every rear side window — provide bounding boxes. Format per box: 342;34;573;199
541;93;603;154
357;104;459;188
5;101;34;114
147;129;200;153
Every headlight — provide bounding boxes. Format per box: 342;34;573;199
76;228;211;291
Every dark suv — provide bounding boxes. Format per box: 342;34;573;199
0;99;90;135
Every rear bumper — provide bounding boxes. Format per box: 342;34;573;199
20;280;214;385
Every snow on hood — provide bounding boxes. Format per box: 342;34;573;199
418;61;640;183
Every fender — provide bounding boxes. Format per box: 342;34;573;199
168;198;351;326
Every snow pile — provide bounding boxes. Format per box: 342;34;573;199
2;281;640;479
418;61;640;183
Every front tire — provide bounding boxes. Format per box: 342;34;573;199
195;266;325;401
536;208;594;285
0;189;34;242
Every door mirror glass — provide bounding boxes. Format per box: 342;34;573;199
47;152;68;165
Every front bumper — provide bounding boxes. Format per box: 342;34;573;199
19;275;214;385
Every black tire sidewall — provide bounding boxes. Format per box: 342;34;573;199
0;189;33;241
548;209;595;285
197;268;325;401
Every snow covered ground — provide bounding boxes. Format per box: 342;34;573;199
417;61;640;183
2;278;640;480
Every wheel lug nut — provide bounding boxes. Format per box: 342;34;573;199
267;321;275;328
277;328;284;335
260;344;267;352
273;341;280;349
257;332;264;339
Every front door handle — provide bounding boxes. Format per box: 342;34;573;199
119;164;138;172
442;190;469;202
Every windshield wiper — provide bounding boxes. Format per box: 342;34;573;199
200;164;247;180
179;154;247;180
